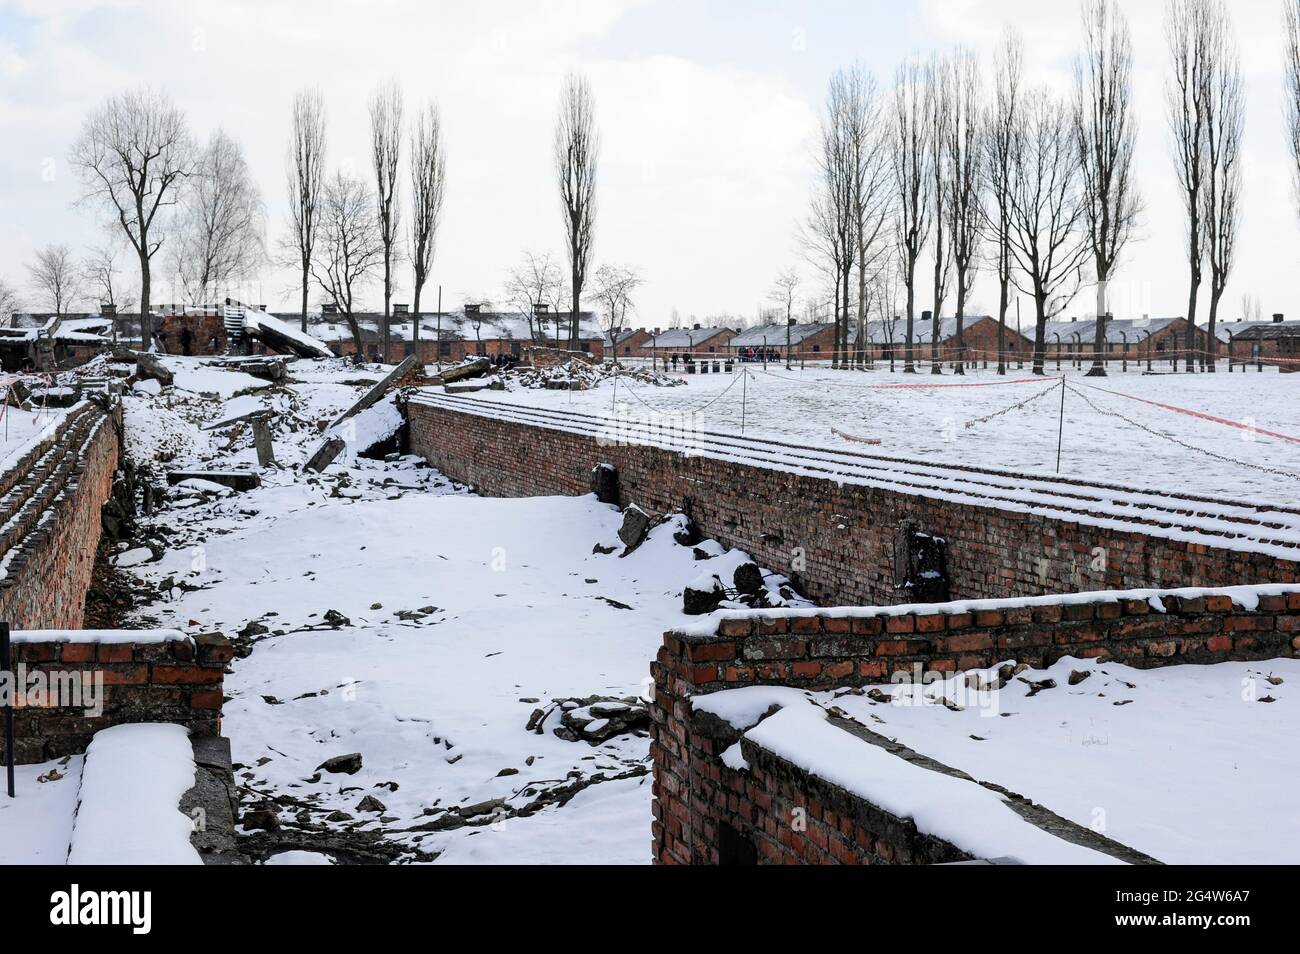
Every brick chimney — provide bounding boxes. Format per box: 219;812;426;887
100;302;117;318
1273;313;1284;323
465;303;481;316
393;303;409;316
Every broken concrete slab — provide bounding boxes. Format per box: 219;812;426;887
252;417;276;467
304;436;346;473
328;353;422;429
136;352;174;387
617;504;651;554
166;470;261;492
443;380;495;394
180;735;247;865
437;357;490;385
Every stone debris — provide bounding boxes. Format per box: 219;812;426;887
318;753;363;775
590;462;619;505
683;574;724;615
617;504;652;554
549;695;651;744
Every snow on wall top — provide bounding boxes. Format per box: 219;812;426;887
410;391;1300;562
669;582;1300;639
11;628;189;645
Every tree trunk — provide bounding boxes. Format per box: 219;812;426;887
997;275;1008;375
903;259;916;373
1206;286;1221;373
347;313;364;363
1032;294;1047;376
300;267;309;334
570;281;580;349
139;249;152;351
1185;278;1199;372
1086;272;1108;377
382;258;392;364
413;279;422;347
954;282;965;375
930;305;941;374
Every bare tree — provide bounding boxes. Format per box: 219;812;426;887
982;31;1023;375
1201;4;1243;371
311;172;383;359
0;278;20;326
925;55;954;372
769;269;801;368
554;73;599;348
505;251;567;344
69;88;194;349
891;58;931;373
286;88;327;333
592;264;644;342
170;129;265;303
1075;0;1141;376
409;100;446;346
1286;0;1300;225
1166;0;1217;372
1239;291;1262;322
27;244;83;317
809;69;863;368
1007;87;1090;374
848;69;894;370
946;48;983;374
370;80;404;362
83;241;136;313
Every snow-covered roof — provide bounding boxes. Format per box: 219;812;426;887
855;316;1002;344
730;322;832;347
1213;319;1300;341
646;327;735;348
242;309;332;358
310;310;603;344
1039;317;1182;344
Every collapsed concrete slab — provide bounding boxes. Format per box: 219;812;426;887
166;470;261;492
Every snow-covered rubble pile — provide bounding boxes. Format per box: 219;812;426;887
508;360;684;391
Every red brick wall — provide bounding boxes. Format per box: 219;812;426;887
0;402;119;629
157;314;227;356
3;633;230;764
406;398;1299;608
651;587;1300;864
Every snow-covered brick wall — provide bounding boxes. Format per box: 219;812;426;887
649;585;1300;864
2;631;231;765
408;397;1300;608
0;400;118;629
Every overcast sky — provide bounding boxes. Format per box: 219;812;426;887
2;0;1298;328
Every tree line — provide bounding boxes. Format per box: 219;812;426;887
3;70;642;357
799;0;1277;376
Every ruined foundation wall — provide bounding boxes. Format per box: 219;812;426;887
651;587;1300;864
0;401;120;629
407;397;1299;608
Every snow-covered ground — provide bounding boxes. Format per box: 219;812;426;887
697;654;1300;864
475;364;1300;500
0;400;64;477
0;757;82;865
110;357;786;864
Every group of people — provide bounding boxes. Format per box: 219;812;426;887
738;347;780;363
